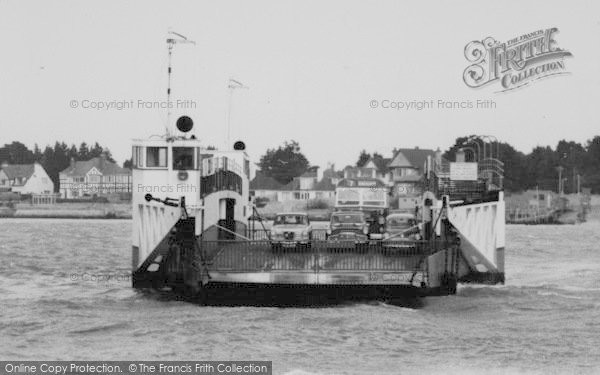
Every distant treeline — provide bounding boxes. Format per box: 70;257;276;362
2;135;600;194
443;136;600;194
0;141;123;193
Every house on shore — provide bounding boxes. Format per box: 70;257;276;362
250;166;340;202
343;157;390;182
249;171;284;202
250;148;443;210
0;162;54;195
505;189;556;210
388;148;439;191
387;147;440;210
59;155;132;199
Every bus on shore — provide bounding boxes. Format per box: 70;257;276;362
334;178;389;215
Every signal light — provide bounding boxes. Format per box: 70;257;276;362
233;141;246;150
176;116;194;133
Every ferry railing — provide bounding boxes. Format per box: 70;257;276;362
199;240;437;272
202;156;243;177
245;229;329;241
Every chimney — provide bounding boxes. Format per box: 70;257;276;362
99;152;107;169
70;157;75;168
456;148;466;162
435;147;442;165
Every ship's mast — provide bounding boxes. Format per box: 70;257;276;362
226;78;249;149
166;30;195;137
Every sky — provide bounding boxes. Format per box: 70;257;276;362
0;0;598;169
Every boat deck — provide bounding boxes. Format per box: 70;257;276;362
195;240;442;286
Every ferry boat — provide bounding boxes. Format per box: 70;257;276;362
131;35;505;304
130;118;506;303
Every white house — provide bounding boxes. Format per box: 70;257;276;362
277;167;336;201
59;155;132;199
250;166;339;202
0;162;54;194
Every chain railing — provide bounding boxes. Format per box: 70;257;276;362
245;228;329;241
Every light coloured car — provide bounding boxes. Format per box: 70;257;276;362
271;212;313;249
384;213;421;240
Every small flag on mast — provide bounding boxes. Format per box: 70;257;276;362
228;78;248;89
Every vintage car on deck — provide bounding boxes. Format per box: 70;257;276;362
327;211;369;244
381;212;422;253
384;212;421;240
366;210;388;240
270;212;313;249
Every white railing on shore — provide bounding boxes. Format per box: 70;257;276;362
31;193;60;205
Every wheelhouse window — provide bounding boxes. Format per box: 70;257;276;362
173;147;195;170
146;147;167;168
132;146;144;168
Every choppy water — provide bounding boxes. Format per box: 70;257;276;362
1;219;599;374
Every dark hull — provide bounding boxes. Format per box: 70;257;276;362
160;281;454;307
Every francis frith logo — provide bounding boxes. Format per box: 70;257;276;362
463;28;572;92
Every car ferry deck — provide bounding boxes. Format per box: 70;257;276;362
130;117;505;304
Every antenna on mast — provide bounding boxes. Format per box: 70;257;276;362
226;78;249;148
166;29;195;137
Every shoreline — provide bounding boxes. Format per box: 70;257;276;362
1;201;598;222
0;201;132;220
3;214;131;219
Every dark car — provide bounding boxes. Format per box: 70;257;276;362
366;210;388;240
327;211;369;242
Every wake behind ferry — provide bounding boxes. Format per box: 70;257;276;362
130;118;506;304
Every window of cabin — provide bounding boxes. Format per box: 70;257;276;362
244;159;250;178
173;147;195;170
132;147;137;167
146;147;167;168
137;147;144;167
132;146;143;168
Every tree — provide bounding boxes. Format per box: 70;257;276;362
78;142;90;160
33;144;42;161
356;150;371;167
498;142;526;192
555;140;587;194
123;158;133;169
68;145;78;161
371;152;387;172
584;136;600;193
87;142;115;162
258;140;309;185
0;141;35;164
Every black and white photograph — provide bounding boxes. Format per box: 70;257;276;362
0;0;599;374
